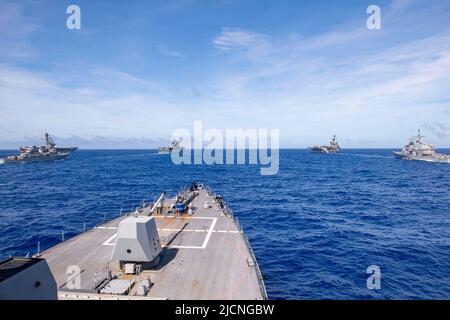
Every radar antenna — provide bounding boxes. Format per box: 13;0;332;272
45;132;56;149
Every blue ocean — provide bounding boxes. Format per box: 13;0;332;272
0;149;449;299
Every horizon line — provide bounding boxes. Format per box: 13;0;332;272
2;147;450;151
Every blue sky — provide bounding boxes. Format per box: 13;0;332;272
1;0;450;148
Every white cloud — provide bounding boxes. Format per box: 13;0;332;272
0;64;194;144
302;28;370;50
0;2;39;59
1;1;450;148
0;64;56;90
203;6;450;146
212;27;270;58
159;46;187;58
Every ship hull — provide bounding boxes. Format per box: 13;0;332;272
393;151;450;163
158;149;170;155
393;151;405;159
158;147;181;155
308;147;326;153
1;152;72;164
404;157;450;163
56;147;78;153
308;147;338;154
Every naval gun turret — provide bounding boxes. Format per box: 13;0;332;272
111;216;162;268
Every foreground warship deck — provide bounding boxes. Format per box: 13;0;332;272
38;186;266;300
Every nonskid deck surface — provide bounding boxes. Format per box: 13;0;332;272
39;189;265;300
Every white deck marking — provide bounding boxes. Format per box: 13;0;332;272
98;209;241;249
170;217;217;249
155;228;241;233
155;216;216;220
158;228;206;232
201;218;217;249
157;228;241;233
102;234;117;246
169;245;205;249
100;217;234;249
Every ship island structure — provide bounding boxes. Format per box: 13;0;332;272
0;133;77;164
0;183;267;300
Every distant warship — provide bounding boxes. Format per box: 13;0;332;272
394;130;450;163
158;139;181;154
0;133;77;164
308;135;341;154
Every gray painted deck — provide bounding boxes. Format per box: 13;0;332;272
39;188;266;300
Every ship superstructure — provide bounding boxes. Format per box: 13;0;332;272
308;135;341;154
0;132;77;164
394;130;450;163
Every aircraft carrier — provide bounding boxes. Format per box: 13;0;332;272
308;135;341;154
0;183;266;300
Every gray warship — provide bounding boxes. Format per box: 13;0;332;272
158;139;181;155
393;130;450;163
308;135;341;153
0;132;77;164
0;183;267;300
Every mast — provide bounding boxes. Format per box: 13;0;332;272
416;129;424;142
45;132;56;149
330;135;340;151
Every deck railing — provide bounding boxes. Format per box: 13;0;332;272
200;183;266;298
234;217;268;300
